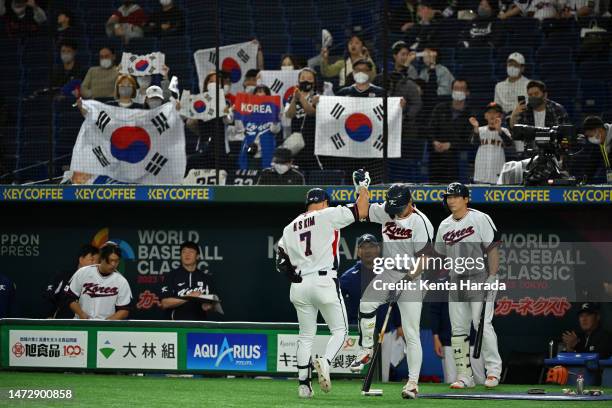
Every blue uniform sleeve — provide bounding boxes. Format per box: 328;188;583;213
430;302;443;336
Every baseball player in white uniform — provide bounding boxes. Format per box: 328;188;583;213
276;172;370;399
434;182;502;389
470;102;512;184
65;242;132;320
349;183;434;399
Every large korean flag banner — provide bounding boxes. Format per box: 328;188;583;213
258;70;299;106
194;41;258;94
120;52;165;76
70;100;186;184
315;96;403;158
179;89;225;122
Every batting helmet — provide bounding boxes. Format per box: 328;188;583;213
442;182;469;208
384;183;412;218
305;188;329;207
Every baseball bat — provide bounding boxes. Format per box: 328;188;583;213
362;304;394;393
472;295;487;359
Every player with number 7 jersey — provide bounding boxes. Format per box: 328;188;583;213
276;170;370;399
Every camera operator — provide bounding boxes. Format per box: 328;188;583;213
510;80;569;155
570;116;612;184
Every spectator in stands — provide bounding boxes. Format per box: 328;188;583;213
510;80;569;129
146;0;185;36
389;0;419;33
81;46;119;100
471;102;513;184
561;0;601;17
43;244;99;319
498;0;522;18
144;85;165;109
0;0;47;38
459;0;504;48
561;302;611;358
243;69;259;94
52;40;86;98
571;116;612;183
237;85;281;170
281;54;305;70
55;9;80;43
494;52;529;115
418;47;454;125
406;1;441;51
161;241;218;321
107;74;144;109
133;64;170;104
375;41;422;177
284;68;319;172
0;272;17;318
337;59;385;97
526;0;564;20
418;47;454;97
257;147;305;185
429;79;475;183
106;0;147;43
320;34;377;87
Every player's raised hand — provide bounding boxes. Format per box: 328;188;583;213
352;168;370;192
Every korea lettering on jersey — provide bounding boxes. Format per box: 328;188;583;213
65;265;132;320
278;206;359;277
368;203;434;274
434;208;500;278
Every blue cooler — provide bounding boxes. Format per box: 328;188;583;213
544;353;600;386
600;358;612;387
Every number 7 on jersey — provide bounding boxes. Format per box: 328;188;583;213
300;231;312;256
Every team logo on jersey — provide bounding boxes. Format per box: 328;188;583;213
382;222;412;240
442;226;475;245
82;283;119;297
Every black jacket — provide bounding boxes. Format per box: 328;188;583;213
160;266;217;320
257;167;305;185
574;326;612;358
43;270;76;318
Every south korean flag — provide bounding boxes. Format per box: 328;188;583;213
258;70;299;105
179;89;226;122
315;96;403;158
194;41;258;94
120;52;166;76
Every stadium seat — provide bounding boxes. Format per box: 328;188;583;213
307;169;345;185
578;62;612;81
539;62;576;81
580;80;610;114
535;46;573;64
455;63;495;81
455;48;494;65
123;37;158;55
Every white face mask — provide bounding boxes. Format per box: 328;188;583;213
207;83;219;93
160;0;172;6
273;163;291;174
137;76;152;89
223;84;231;94
452;91;466;102
244;85;256;94
588;135;601;145
147;99;163;109
100;58;113;69
118;86;133;98
353;72;369;85
281;65;294;71
507;66;521;78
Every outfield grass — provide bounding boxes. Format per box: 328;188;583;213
1;372;611;407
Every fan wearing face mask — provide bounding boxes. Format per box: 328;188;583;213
105;74;144;109
570;116;612;184
494;52;529;115
0;0;47;38
510;80;569;131
336;60;385;97
257;148;305;185
81;47;120;100
458;0;504;48
320;34;377;87
52;40;86;98
146;0;185;36
132;64;171;104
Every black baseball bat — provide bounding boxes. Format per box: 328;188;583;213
473;295;487;359
362;304;393;393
